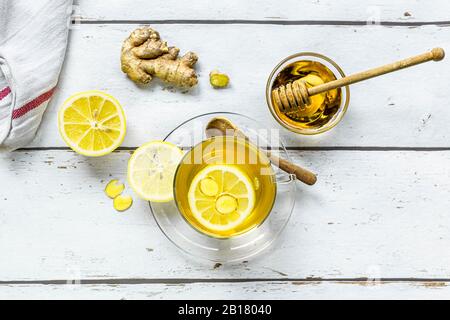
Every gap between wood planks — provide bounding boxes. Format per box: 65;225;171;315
13;147;450;152
76;19;450;27
0;278;449;285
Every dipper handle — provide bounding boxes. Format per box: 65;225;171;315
274;48;445;112
206;117;318;186
308;48;445;97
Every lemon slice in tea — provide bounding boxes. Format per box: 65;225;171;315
128;141;184;202
188;164;256;232
58;91;126;157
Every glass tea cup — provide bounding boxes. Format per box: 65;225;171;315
149;112;296;263
266;52;350;135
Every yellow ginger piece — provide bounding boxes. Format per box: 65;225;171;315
113;195;133;212
200;177;219;197
121;26;198;88
105;180;125;199
105;179;133;212
209;70;229;88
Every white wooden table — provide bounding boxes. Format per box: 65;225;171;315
2;0;450;299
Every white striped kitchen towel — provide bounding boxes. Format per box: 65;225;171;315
0;0;73;150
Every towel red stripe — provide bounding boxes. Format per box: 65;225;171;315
12;87;56;120
0;87;11;101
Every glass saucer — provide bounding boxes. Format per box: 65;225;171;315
149;112;296;263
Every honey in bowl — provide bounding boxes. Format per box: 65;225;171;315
271;60;342;131
174;136;277;238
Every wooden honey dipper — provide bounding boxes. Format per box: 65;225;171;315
273;48;445;113
206;117;317;186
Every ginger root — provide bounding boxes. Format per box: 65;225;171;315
121;27;198;88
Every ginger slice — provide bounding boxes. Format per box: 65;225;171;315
113;195;133;212
105;179;125;199
200;177;219;197
210;70;230;88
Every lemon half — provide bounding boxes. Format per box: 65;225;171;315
58;91;126;157
128;141;184;202
188;165;256;232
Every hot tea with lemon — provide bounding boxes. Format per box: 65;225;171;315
174;136;277;238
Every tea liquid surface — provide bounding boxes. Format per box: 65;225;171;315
174;136;277;238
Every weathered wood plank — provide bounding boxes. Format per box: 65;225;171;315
33;24;450;148
1;149;450;281
2;281;450;300
76;0;450;23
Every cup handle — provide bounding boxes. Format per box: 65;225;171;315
277;173;297;185
273;155;317;186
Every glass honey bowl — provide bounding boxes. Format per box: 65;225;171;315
266;52;350;135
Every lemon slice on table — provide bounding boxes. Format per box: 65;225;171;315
188;165;256;232
128;141;184;202
58;91;126;157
